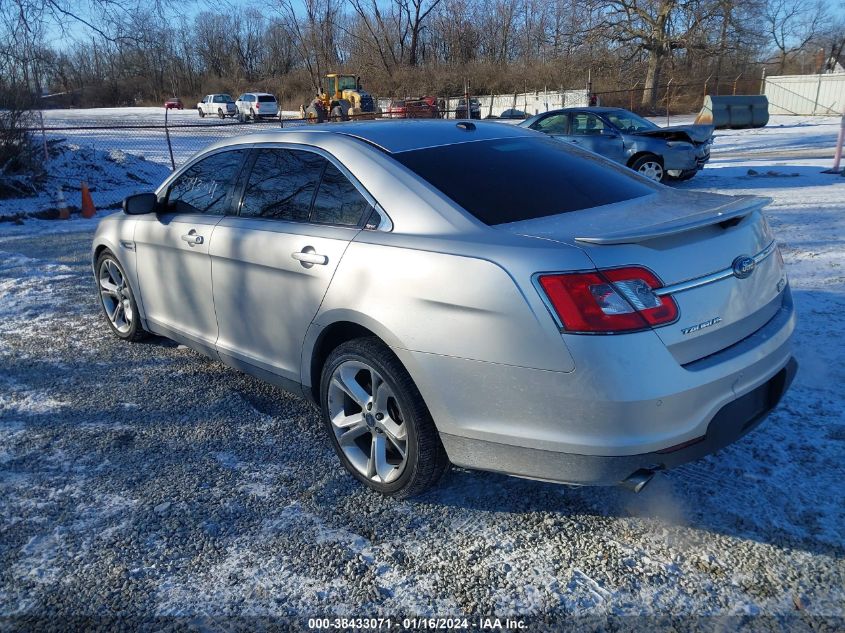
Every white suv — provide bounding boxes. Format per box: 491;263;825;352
235;93;279;121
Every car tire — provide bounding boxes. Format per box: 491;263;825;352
666;169;698;182
96;251;147;342
250;108;256;122
217;108;225;119
320;337;449;498
198;108;205;118
630;155;665;183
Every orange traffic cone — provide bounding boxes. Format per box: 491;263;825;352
81;181;96;219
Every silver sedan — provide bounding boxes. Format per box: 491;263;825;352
92;120;796;497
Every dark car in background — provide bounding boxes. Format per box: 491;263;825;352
455;98;481;120
164;97;184;110
487;108;528;120
519;107;713;183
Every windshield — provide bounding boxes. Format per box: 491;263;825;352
337;76;357;91
392;136;653;225
604;110;658;132
213;95;233;103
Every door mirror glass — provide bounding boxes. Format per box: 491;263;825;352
123;192;158;215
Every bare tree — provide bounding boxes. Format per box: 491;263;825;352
765;0;826;72
277;0;342;92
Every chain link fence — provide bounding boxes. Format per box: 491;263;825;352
592;78;763;119
1;79;759;221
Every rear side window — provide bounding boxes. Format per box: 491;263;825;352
392;136;653;225
166;150;247;215
258;95;276;103
311;163;370;226
240;149;323;221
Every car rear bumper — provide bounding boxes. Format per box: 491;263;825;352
394;285;796;486
439;357;796;485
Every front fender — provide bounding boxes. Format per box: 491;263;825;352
92;214;145;323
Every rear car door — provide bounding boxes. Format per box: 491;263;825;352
133;148;248;352
567;112;626;163
210;146;373;382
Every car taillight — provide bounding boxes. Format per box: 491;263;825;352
537;266;678;333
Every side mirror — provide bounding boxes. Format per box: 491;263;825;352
123;192;158;215
602;128;620;137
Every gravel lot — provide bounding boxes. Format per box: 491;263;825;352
2;119;844;630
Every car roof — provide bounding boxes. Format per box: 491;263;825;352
199;120;540;156
544;107;626;114
328;120;536;153
244;92;275;97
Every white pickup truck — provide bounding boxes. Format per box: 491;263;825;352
196;94;237;118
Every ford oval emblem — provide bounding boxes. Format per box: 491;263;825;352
732;255;756;279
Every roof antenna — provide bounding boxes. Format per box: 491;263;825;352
456;121;476;131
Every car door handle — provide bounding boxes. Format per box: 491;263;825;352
181;230;203;245
292;249;328;266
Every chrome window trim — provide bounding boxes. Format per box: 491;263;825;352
654;240;777;297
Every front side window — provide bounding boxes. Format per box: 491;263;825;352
240;149;324;221
570;113;606;135
166;150;247;215
392;136;653;225
311;163;370;226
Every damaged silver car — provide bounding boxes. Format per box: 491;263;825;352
519;107;713;183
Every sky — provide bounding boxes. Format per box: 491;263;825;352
46;0;845;55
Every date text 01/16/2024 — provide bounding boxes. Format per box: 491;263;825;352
307;617;527;630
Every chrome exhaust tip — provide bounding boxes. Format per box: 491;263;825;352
621;468;657;493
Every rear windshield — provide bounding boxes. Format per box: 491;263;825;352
258;95;276;103
392;136;654;225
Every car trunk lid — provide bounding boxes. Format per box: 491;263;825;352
499;191;787;365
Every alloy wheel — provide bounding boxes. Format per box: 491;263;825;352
327;360;408;484
98;259;133;334
637;160;664;182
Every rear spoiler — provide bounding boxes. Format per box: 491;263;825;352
574;196;771;245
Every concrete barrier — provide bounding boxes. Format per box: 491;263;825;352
695;95;769;129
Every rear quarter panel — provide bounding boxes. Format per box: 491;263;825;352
313;237;578;372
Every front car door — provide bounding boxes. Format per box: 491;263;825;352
210;146;373;383
567;111;626;163
133;148;248;355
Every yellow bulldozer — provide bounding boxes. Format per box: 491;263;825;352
305;73;379;122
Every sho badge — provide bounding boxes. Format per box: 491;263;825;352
681;316;722;335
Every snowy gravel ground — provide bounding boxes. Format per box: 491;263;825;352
0;117;844;630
